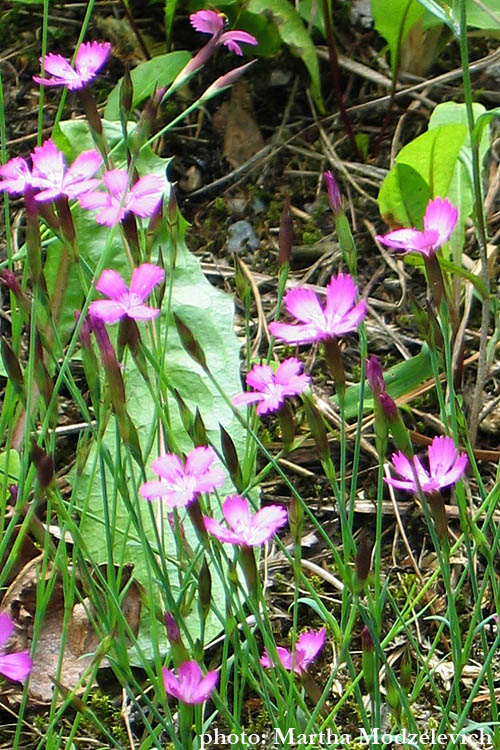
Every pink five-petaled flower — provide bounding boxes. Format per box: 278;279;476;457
89;264;165;324
260;628;326;675
139;446;225;508
204;495;287;546
232;358;310;415
33;41;111;90
30;139;102;202
269;274;366;345
190;10;257;55
162;660;218;704
0;612;32;683
376;197;458;258
385;436;467;494
79;169;165;226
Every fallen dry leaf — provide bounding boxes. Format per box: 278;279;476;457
213;79;264;168
0;556;141;704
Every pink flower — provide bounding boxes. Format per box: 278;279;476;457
190;9;257;55
0;157;33;195
260;628;326;675
30;140;102;202
269;274;366;345
33;41;111;90
89;264;164;324
0;612;32;683
79;169;165;226
162;660;218;704
232;358;310;415
204;495;287;546
385;436;467;494
376;197;458;258
139;446;225;508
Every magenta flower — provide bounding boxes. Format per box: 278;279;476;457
260;628;326;675
269;274;366;345
0;612;32;683
232;358;310;415
376;197;458;258
204;495;287;546
139;446;225;507
190;10;257;55
29;140;102;202
79;169;165;226
33;41;111;90
385;436;467;494
89;264;164;324
0;157;33;195
162;660;218;704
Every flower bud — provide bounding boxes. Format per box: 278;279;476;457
288;496;304;546
201;61;256;100
165;612;190;667
303;394;330;463
1;338;25;400
30;443;54;489
198;557;212;624
174;313;207;370
120;65;134;119
355;534;372;591
323;171;342;215
220;424;242;490
361;625;376;695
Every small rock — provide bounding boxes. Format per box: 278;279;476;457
227;221;259;253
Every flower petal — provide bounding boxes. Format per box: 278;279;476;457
391;451;415;482
296;627;326;666
190;9;225;34
423;197;458;247
185;446;217;477
329;299;367;337
0;158;32;194
129;264;165;301
129;175;165;217
269;321;322;345
139;479;172;501
222;494;251;531
95;269;128;301
438;453;468;488
126;304;160;320
191;669;218;703
427;436;457;479
89;299;126;324
74;41;111;84
232;392;265;409
31;140;65;190
103;169;129;197
204;516;242;544
162;667;182;700
0;651;32;682
152;453;184;481
247;505;288;545
245;364;274;391
325;273;356;320
0;612;14;649
284;287;325;327
376;228;424;251
274;357;302;385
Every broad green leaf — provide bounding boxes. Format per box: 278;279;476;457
372;0;425;73
62;121;245;661
462;0;500;29
246;0;324;111
341;346;433;420
378;124;468;227
104;51;191;121
428;101;488;260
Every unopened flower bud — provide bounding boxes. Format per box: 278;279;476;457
288;496;304;545
355;534;372;591
303;394;330;463
30;443;54;489
202;61;256;100
164;612;190;666
1;338;25;399
193;408;208;447
220;424;242;490
361;625;376;695
323;171;342;215
120;65;134;118
198;557;212;623
0;271;31;317
174;313;207;370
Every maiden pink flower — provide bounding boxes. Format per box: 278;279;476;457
0;157;33;195
269;274;366;345
0;612;32;683
33;41;111;90
260;628;326;675
190;9;257;55
162;660;218;704
232;358;310;415
204;495;287;546
385;436;467;494
140;446;225;508
376;197;458;258
30;140;102;202
79;169;165;226
90;264;165;324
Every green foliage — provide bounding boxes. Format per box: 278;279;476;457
371;0;425;73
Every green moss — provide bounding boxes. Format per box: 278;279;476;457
302;228;322;245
